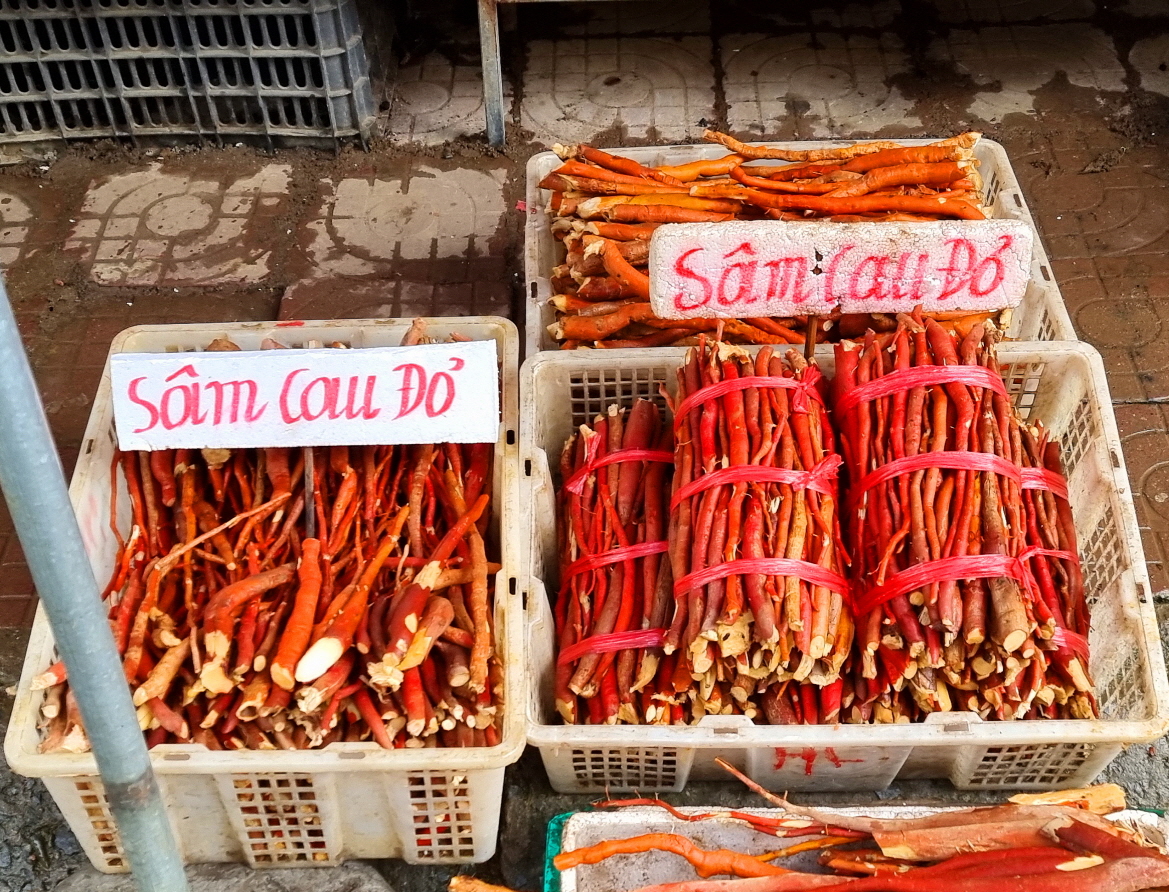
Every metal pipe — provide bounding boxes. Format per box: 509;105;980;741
0;278;188;892
478;0;506;147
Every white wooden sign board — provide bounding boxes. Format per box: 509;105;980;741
649;219;1033;319
110;340;500;450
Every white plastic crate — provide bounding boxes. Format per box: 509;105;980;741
553;806;1169;892
520;341;1169;794
5;318;524;871
522;139;1075;357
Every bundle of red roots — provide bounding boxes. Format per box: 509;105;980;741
553;313;1094;726
36;324;503;753
542;132;1000;349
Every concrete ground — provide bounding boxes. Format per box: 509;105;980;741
0;0;1168;888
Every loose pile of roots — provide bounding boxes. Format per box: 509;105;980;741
543;132;998;349
37;324;505;753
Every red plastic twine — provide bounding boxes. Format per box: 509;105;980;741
834;364;1009;417
557;628;667;665
674;558;851;601
559;540;669;593
1051;626;1091;664
670;455;842;510
1020;467;1070;501
850;452;1072;508
855;546;1081;616
673;370;824;429
848;451;1022;510
563;448;674;495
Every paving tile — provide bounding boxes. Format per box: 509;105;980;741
1050;257;1169;402
1017;148;1169;263
1116;0;1168;14
1114;404;1169;595
723;0;902;29
934;0;1094;22
0;561;33;599
283;165;511;319
388;53;512;145
1130;36;1169;97
722;33;920;139
64;163;291;286
520;37;715;146
0;189;33;269
279;276;512;321
299;166;508;276
0;596;36;627
546;0;711;36
928;25;1126;122
1;535;22;566
809;1;902;28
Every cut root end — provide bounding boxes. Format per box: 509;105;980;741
294;638;344;684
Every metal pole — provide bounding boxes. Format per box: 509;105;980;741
478;0;506;147
0;277;189;892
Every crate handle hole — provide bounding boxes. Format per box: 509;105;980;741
1041;265;1052;282
339;751;366;760
1111;449;1121;469
530;282;538;300
506;429;516;446
162;753;190;761
943;722;970;733
1013;193;1023;208
524;459;532;477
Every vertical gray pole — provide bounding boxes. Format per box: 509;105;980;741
0;278;188;892
478;0;506;147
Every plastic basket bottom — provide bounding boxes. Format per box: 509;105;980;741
73;779;127;870
224;774;333;866
566;748;683;789
964;743;1095;787
407;771;478;862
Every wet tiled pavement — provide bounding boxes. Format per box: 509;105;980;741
0;0;1168;885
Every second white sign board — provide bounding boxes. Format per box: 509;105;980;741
649;219;1033;319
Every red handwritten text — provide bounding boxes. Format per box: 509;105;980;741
129;365;267;433
652;221;1031;319
773;747;866;775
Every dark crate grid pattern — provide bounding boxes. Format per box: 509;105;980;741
0;0;374;143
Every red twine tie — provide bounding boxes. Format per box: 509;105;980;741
674;557;851;602
557;628;667;665
670;455;841;510
563;448;674;495
559;540;669;594
673;370;824;428
835;364;1009;417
